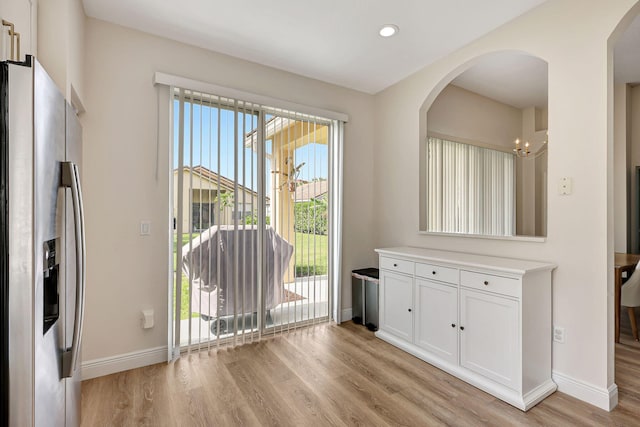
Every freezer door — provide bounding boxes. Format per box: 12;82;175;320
34;61;67;427
64;101;83;427
5;60;35;427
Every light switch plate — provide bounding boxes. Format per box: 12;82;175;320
559;177;572;195
140;220;151;236
141;309;154;329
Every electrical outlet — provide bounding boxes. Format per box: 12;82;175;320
558;177;572;195
553;326;565;343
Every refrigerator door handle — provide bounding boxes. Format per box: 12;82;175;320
61;161;86;378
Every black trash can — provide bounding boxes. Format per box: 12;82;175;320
351;268;379;331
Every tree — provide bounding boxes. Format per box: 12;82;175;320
215;191;234;225
294;198;327;235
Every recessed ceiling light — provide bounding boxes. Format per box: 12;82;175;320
379;24;399;38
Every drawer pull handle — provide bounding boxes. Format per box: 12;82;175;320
408;308;412;312
460;326;465;331
451;323;456;328
432;271;436;275
393;263;398;267
483;281;489;286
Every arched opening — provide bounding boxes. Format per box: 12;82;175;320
419;51;548;239
608;0;640;397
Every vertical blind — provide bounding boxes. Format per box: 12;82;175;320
172;87;335;356
427;136;515;236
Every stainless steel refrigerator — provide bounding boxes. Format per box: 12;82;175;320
1;56;86;426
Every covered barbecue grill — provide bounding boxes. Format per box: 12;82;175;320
182;225;294;329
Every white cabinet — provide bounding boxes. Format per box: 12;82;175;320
460;288;519;390
380;270;413;341
415;279;458;365
375;247;556;411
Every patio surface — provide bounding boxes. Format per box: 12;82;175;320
178;275;328;347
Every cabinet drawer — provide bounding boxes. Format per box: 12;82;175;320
380;257;414;275
460;270;520;298
415;263;458;284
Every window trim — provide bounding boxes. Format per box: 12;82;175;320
154;72;349;123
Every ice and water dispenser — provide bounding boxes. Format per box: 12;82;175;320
43;238;59;334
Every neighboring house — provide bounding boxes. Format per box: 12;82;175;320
173;166;266;232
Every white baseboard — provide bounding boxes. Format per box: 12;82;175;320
552;370;618;411
340;308;352;323
81;346;168;380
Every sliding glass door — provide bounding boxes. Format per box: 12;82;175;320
172;88;332;351
264;113;330;333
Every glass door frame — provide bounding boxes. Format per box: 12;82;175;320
167;87;341;355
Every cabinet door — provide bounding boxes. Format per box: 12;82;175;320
380;270;413;341
415;279;458;365
460;289;520;391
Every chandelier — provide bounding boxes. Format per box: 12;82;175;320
513;138;530;158
513;132;548;158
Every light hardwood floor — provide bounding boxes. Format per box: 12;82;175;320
81;322;640;426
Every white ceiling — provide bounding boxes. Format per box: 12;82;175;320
615;14;640;85
82;0;548;94
447;15;640;110
449;16;640;110
452;52;548;109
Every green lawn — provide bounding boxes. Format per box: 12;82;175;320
294;232;328;276
173;233;199;320
173;231;328;320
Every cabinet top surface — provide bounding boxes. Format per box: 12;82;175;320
376;247;556;275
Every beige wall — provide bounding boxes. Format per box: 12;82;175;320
37;0;85;107
614;83;630;253
1;0;35;62
374;0;639;410
519;107;548;237
427;84;522;148
82;18;375;362
1;0;84;103
631;86;640;252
